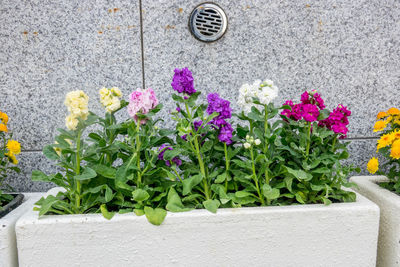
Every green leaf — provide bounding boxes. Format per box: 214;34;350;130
133;209;145;216
295;192;306;204
100;204;115;220
31;170;50;182
166;188;192;212
91;165;116;179
285;166;312;181
172;94;184;103
182;174;203;195
202;199;220;213
43;145;59;160
132;189;150;202
323;198;332;205
200;141;213;153
284;176;293;192
144;206;167;226
105;186;113;202
214;173;227;183
74;167;97;180
36;195;60;216
262;184;280;200
163;149;181;161
235;191;255;198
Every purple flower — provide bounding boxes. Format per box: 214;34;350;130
158;144;182;167
218;123;233;145
193;120;203;132
171;68;196;95
176;107;181;112
300;91;310;104
314;93;325;110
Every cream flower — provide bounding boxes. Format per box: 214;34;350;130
64;90;89;118
65;114;79;130
100;87;122;113
238;79;279;114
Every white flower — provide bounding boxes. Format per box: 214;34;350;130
243;142;251;149
65;90;89;119
254;139;261;146
237;79;279;113
105;97;121;113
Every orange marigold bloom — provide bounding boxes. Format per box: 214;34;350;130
0;112;8;124
373;120;387;132
0;123;7;132
387;108;400;116
392;129;400;140
376;111;387;120
377;133;395;150
390;140;400;159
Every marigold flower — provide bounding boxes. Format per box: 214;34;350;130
390;140;400;159
7;140;21;155
373;120;387;132
387;108;400;116
367;157;379;174
392;129;400;140
376;111;387;120
5;152;18;165
377;133;395;150
0;112;9;124
0;123;8;132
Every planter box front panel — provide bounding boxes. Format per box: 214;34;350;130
351;176;400;267
0;193;43;267
16;188;379;267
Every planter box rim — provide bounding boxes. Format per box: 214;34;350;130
351;175;400;203
18;187;379;225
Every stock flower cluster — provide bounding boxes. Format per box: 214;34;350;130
207;93;233;145
128;88;158;123
99;87;122;113
282;90;350;138
238;79;279;113
64;90;89;130
158;144;182;167
171;67;196;96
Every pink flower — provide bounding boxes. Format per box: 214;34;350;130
128;88;159;123
301;104;320;122
300;91;310;104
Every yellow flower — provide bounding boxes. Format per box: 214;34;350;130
384;116;393;124
367;157;379;174
6;140;21;155
392;129;400;140
377;133;395;150
373;120;387;132
376;111;387;120
64;90;89;119
111;87;122;97
390;140;400;159
0;112;8;124
65;114;79;130
5;152;18;165
394;117;400;125
387;108;400;116
99;87;122;113
0;123;8;132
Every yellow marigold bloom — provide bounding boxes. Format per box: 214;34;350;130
377;133;395;150
390;140;400;159
392;129;400;140
7;140;21;155
5;152;18;165
367;157;379;174
384;116;393;124
387;108;400;116
376;111;387;120
0;123;7;132
373;120;387;132
0;112;8;124
394;117;400;125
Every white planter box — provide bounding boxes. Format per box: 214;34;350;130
0;193;42;267
16;188;379;267
351;176;400;267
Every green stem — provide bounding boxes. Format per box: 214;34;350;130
331;137;337;153
224;143;230;193
264;106;270;185
305;122;312;158
171;164;183;182
75;130;82;210
135;122;142;186
250;146;265;205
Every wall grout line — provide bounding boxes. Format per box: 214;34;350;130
139;0;146;89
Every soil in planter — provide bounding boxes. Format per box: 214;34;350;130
0;194;24;218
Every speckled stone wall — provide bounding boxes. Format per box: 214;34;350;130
1;0;399;191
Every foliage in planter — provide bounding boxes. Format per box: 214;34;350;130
32;88;173;225
367;107;400;194
0;110;21;208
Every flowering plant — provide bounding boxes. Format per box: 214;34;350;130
278;90;358;204
367;108;400;194
0;110;21;207
163;68;239;213
32;88;173;225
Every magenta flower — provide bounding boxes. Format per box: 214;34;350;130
158;144;182;167
128;88;158;123
300;91;310;104
301;104;320;122
171;68;196;95
319;104;351;138
313;93;325;110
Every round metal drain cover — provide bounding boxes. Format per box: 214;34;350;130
189;3;227;42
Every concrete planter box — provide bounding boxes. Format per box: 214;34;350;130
351;176;400;267
0;193;42;267
16;188;379;267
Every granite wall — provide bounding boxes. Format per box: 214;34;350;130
1;0;399;191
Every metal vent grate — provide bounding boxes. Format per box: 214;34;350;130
189;3;227;42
